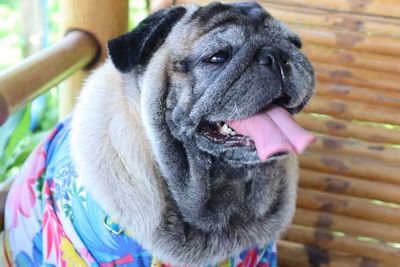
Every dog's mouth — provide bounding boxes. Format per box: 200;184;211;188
200;121;255;147
200;105;315;161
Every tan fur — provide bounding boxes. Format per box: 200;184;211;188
71;60;164;249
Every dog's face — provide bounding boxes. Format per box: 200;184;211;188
169;3;315;164
110;2;315;165
107;2;315;264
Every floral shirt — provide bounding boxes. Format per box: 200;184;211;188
3;118;277;267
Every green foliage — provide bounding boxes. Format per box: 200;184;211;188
0;107;49;182
0;0;22;70
0;0;17;8
129;0;148;29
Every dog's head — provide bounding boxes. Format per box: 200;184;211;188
109;2;315;164
107;2;315;264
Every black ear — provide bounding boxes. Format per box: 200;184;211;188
108;6;187;73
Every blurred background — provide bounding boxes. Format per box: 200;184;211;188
0;0;148;182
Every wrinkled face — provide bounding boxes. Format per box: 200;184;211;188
165;2;315;163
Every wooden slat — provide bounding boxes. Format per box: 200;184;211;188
177;0;400;19
305;96;400;125
297;188;400;225
292;26;400;56
299;152;400;185
299;169;400;204
304;45;400;75
265;3;400;37
265;0;400;19
277;240;339;267
277;240;392;267
295;114;400;144
0;31;98;125
315;82;400;108
282;226;400;265
314;62;400;92
278;240;326;267
309;135;400;165
293;208;400;243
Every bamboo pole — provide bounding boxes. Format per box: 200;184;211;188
292;26;400;56
294;114;400;144
297;188;400;225
309;134;400;164
299;152;400;185
277;240;390;267
59;0;129;118
304;96;400;125
0;31;98;126
264;3;400;37
264;0;400;19
299;169;400;204
303;45;400;75
293;208;400;243
315;82;400;109
314;62;400;92
277;241;316;267
282;226;400;265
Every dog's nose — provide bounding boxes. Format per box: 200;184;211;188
255;47;288;68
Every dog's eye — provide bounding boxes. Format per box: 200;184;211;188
288;36;302;49
206;51;230;64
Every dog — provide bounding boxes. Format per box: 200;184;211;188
3;2;315;266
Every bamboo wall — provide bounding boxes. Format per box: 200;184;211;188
174;0;400;266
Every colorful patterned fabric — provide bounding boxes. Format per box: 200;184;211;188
3;118;277;267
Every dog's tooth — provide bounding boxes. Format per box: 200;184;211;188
218;123;232;135
224;123;233;133
219;124;227;134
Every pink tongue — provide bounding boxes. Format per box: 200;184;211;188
228;106;315;161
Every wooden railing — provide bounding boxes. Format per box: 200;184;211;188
0;31;99;126
0;0;129;124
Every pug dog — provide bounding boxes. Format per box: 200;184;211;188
4;2;315;266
